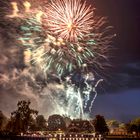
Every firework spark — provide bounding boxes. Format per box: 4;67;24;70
10;0;114;76
23;1;31;13
7;2;20;18
4;0;115;119
44;0;94;42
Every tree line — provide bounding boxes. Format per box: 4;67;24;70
0;100;140;136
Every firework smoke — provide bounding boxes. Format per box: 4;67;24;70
0;0;114;119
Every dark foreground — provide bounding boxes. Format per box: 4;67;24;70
0;136;140;140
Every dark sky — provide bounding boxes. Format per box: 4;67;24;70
0;0;140;122
94;0;140;62
91;0;140;122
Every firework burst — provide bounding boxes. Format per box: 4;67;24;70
44;0;94;42
7;0;115;77
4;0;115;119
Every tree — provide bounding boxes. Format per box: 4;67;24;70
131;118;140;127
36;115;47;131
0;111;8;131
8;100;38;134
63;115;71;128
126;118;140;135
125;122;132;133
107;120;119;129
93;115;109;134
47;114;66;131
68;119;94;133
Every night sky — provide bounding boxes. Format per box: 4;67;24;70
93;0;140;122
0;0;140;122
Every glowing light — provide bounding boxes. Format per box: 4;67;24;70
36;11;43;22
50;48;56;54
23;1;31;13
24;49;32;64
77;46;83;52
66;76;71;82
82;63;87;67
8;2;19;18
67;22;73;30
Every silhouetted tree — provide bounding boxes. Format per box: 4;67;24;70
131;118;140;133
126;118;140;135
0;111;8;132
125;122;132;133
47;114;66;131
63;115;71;128
7;100;38;135
93;115;109;134
68;119;94;133
35;115;47;131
